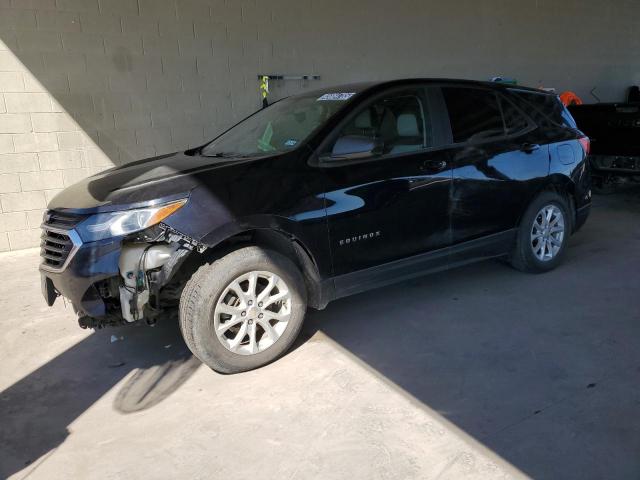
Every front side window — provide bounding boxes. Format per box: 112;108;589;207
201;92;352;157
442;87;504;143
329;89;430;157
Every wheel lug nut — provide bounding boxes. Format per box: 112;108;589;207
248;319;253;325
241;311;246;317
248;300;253;306
258;313;264;319
258;302;263;307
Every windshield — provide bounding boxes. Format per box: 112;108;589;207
201;92;355;157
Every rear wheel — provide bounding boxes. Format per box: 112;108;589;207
510;192;572;273
179;246;307;373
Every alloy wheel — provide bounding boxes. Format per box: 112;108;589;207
213;271;292;355
530;204;565;262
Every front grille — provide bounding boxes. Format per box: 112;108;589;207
40;211;84;271
41;229;74;269
45;211;86;229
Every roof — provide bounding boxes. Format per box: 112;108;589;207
303;78;550;98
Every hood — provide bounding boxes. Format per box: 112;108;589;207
48;151;266;213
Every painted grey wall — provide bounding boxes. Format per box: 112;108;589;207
0;0;638;250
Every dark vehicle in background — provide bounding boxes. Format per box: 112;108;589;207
569;86;640;191
40;79;591;373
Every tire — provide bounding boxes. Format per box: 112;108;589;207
179;246;307;374
510;191;572;273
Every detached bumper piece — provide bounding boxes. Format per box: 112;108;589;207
41;276;58;307
78;314;124;329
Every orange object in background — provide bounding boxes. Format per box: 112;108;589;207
560;91;583;106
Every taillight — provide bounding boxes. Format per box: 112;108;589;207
578;136;590;155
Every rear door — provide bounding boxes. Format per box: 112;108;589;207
443;86;549;257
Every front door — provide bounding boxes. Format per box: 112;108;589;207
318;87;452;282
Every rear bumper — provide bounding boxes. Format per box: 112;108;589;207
574;203;591;233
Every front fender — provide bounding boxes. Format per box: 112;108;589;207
199;214;332;276
161;180;333;277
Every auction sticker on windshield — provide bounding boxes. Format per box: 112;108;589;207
317;93;356;101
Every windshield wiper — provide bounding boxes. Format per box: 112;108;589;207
203;152;260;159
202;152;235;158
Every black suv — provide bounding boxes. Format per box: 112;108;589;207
40;79;591;373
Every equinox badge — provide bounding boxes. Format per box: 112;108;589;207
338;231;381;246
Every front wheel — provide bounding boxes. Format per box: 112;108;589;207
510;192;572;273
179;246;307;373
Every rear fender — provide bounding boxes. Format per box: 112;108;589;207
517;175;577;231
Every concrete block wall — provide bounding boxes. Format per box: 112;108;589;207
0;0;639;250
0;0;251;250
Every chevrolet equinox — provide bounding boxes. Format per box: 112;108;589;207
40;79;591;373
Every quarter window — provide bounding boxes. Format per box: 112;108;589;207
510;89;578;128
442;87;504;143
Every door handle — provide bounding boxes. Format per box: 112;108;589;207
421;159;448;171
521;143;541;153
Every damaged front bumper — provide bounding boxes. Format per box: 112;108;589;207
39;211;196;328
40;235;122;319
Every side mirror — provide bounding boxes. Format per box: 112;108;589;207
322;135;381;162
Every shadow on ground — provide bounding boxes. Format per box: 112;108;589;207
304;186;640;479
1;188;639;480
0;320;199;478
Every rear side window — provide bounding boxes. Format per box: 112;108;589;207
500;97;529;135
509;90;577;128
442;88;504;143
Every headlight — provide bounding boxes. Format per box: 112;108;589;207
77;199;187;241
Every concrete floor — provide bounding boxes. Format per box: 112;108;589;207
1;188;639;480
